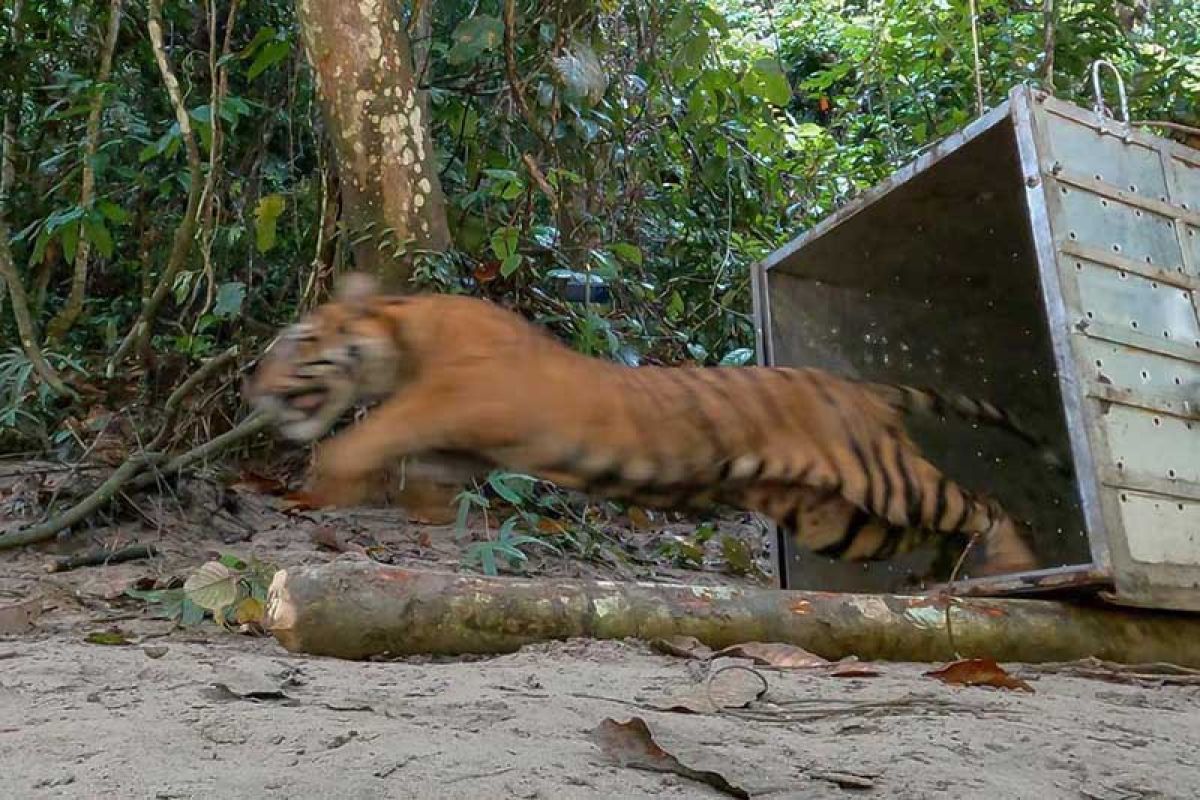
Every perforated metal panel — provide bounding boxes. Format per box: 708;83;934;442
753;84;1200;611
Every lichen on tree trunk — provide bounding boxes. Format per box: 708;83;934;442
296;0;451;291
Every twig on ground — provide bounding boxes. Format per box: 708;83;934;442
0;455;164;550
45;543;159;573
0;412;270;551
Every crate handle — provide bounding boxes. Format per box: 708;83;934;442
1090;59;1130;130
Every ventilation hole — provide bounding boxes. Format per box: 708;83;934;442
1169;469;1177;479
1117;461;1125;472
1119;270;1128;279
1112;244;1122;253
1061;187;1069;195
1180;504;1186;512
1076;262;1083;271
1120;492;1128;502
1129;184;1137;192
1175;377;1183;385
1183;202;1190;210
1130;320;1139;329
1145;256;1153;264
1154;417;1161;426
1164;331;1172;339
1069;231;1078;240
1095;173;1103;181
1095;359;1103;367
1141;370;1150;380
1086;311;1094;318
1100;199;1109;207
1135;209;1143;218
1152;281;1159;289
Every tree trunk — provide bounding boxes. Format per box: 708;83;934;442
266;558;1200;667
45;0;124;343
295;0;450;291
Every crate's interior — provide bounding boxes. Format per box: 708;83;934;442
765;115;1090;593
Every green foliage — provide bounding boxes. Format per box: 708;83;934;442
125;553;274;630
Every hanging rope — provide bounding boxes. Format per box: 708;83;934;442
966;0;984;115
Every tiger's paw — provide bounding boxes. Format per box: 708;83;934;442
307;444;372;508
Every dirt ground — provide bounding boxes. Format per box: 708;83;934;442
2;460;1200;799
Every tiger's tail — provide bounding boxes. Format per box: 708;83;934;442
869;383;1070;476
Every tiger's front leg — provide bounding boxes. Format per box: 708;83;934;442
306;390;485;509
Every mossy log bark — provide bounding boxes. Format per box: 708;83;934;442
266;557;1200;666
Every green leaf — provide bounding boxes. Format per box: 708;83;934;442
719;347;754;366
608;242;643;265
447;15;504;66
97;200;131;224
487;472;533;505
82;216;113;259
180;598;206;627
60;220;80;263
254;194;285;253
500;253;522;277
85;630;131;646
213;282;246;319
743;58;792;106
490;225;519;260
589;248;619;278
183;561;239;611
247;39;291;80
138;142;159;163
667;291;685;320
240;26;278;60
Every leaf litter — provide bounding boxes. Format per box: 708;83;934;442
590;717;751;799
925;658;1034;692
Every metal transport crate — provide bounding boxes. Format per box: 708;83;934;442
751;78;1200;612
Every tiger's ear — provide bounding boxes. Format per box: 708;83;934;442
334;272;380;306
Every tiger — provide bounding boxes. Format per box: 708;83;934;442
245;272;1052;577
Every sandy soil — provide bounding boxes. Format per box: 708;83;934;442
2;462;1199;799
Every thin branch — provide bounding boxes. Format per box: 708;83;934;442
145;344;240;451
0;216;75;398
107;0;204;371
129;412;272;491
1132;119;1200;138
191;0;241;325
45;543;159;573
1040;0;1056;88
0;455;163;550
45;0;124;343
0;412;270;551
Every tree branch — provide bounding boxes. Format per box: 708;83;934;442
107;0;204;371
45;0;124;343
0;216;75;398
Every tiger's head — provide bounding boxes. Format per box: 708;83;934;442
245;273;403;442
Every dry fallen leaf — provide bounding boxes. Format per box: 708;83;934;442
713;641;829;668
925;658;1034;692
590;717;750;799
310;525;368;555
0;596;42;635
278;490;320;512
657;665;768;714
651;635;714;661
230;470;288;496
830;661;882;678
183;561;239;612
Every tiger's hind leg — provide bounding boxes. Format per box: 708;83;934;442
833;432;1037;576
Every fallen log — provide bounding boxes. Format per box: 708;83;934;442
265;556;1200;666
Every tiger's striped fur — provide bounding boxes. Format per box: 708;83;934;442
245;273;1045;576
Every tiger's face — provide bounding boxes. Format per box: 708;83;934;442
246;277;400;442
